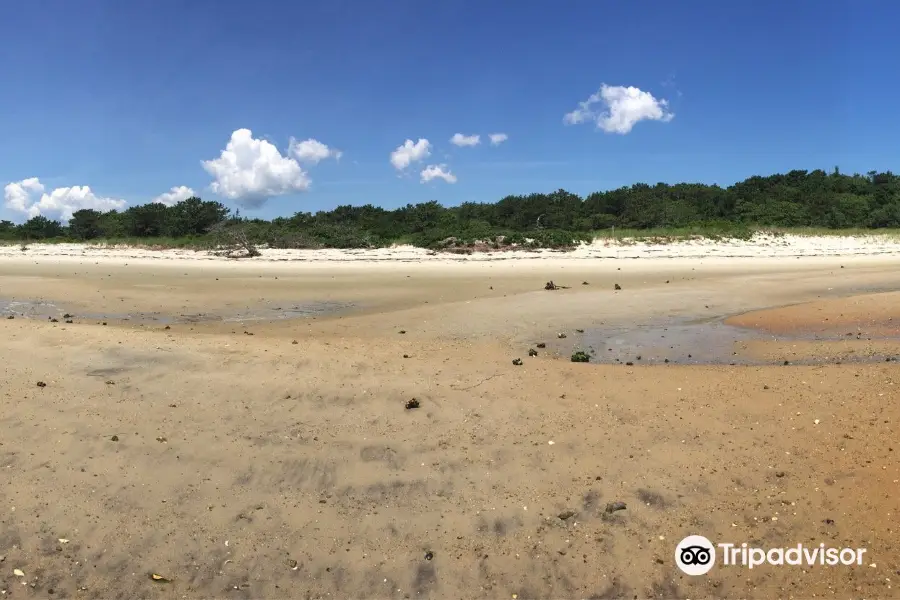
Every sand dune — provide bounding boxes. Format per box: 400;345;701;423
3;232;900;267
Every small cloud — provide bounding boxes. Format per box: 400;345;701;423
390;138;431;170
420;164;457;184
153;185;196;207
660;73;683;98
488;133;508;146
564;84;673;134
201;128;310;208
450;133;481;147
3;177;126;221
288;138;343;164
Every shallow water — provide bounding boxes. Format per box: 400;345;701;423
577;320;764;365
545;316;900;367
220;301;354;323
0;298;354;324
0;299;63;319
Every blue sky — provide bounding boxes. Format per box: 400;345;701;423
1;0;896;222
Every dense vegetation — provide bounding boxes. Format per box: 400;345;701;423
2;168;899;250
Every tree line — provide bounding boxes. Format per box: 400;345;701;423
2;168;898;249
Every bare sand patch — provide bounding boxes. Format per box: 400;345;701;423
0;252;898;598
727;291;900;337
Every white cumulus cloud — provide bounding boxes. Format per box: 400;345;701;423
564;84;674;134
450;133;481;147
202;128;310;207
390;138;431;170
153;185;196;206
488;133;508;145
3;177;126;221
288;138;342;164
420;164;457;184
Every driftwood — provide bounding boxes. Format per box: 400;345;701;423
207;223;260;259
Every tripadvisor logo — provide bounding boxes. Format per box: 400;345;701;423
675;535;868;575
676;535;716;575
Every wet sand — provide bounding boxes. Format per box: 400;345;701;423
1;255;899;598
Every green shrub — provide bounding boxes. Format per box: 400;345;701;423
571;351;590;363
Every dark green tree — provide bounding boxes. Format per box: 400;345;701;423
123;203;168;237
18;216;65;239
98;210;126;238
68;209;103;240
165;197;230;237
3;169;900;248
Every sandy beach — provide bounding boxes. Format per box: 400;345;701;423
1;236;899;598
4;232;900;265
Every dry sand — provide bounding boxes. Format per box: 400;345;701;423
4;231;900;264
1;243;899;598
